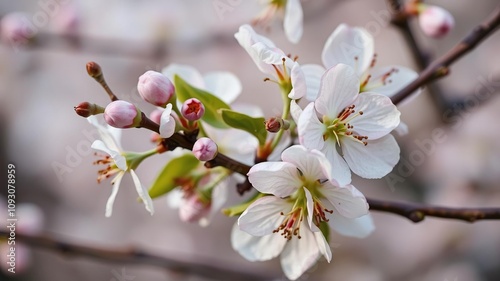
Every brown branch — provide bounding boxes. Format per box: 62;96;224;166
0;231;270;281
368;198;500;223
390;4;500;105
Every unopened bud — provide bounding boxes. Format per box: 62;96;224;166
181;98;205;121
179;193;210;223
104;100;142;128
86;61;102;78
138;71;175;106
192;137;218;161
149;108;164;124
0;13;35;45
265;117;290;133
418;5;454;38
74;102;105;117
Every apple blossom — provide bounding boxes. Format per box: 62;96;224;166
137;70;175;106
418;5;455;38
192;137;218;161
181;98;205;121
233;145;374;280
104;100;142;128
253;0;303;44
298;64;401;186
88;116;155;217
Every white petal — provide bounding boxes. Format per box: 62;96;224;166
131;170;154;215
248;162;302;197
159;104;175;138
280;221;321;280
238;196;291;236
320;183;369;218
329;212;375;238
301;64;326;101
321;141;351;187
91;140;127;171
284;0;303;44
363;66;418;98
235;25;277;76
204;71;242;104
321;24;374;77
350;92;400;139
231;223;286;262
166;188;183;209
289;62;306;99
297;103;325;150
304;187;320;232
253;42;287;65
105;172;124;217
290;100;303;124
342;134;400;179
201;179;228;227
162;63;205;89
314;231;332;262
315;64;360;118
87;116;123;152
281;145;332;182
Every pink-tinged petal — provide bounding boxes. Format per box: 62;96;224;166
91;140;127;171
284;0;303;44
304;187;320;232
289;62;306;99
130;169;154;215
320;183;369;218
298;103;325;150
280;221;321;280
231;223;286;262
238;196;291;236
350;92;400;139
248;162;302;197
281;145;332;182
290;100;303;124
321;24;374;77
315;64;360;118
314;231;332;262
204;71;242;104
159;104;175;138
321;141;351;186
329;212;375;238
363;66;418;98
105;171;124;217
301;64;326;101
342;134;400;179
162;63;205;89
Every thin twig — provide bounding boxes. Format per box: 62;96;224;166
390;4;500;105
368;198;500;223
0;231;270;281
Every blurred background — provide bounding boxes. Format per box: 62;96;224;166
0;0;499;280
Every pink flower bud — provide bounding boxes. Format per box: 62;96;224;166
179;194;210;223
0;13;35;45
137;71;175;106
181;98;205;121
192;137;218;161
104;100;142;128
418;6;454;38
55;5;80;34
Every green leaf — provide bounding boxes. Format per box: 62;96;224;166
148;154;200;199
319;221;330;243
174;74;230;128
220;109;268;145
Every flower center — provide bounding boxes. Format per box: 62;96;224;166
274;207;304;240
93;153;120;183
323;104;368;147
358;54;399;92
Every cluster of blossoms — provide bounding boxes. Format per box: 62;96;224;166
71;2;458;279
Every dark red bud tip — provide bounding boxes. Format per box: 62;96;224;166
74;102;104;117
86;61;102;78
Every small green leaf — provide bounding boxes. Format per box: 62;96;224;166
319;221;330;243
220;109;268;145
148;154;200;199
174;74;230;128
